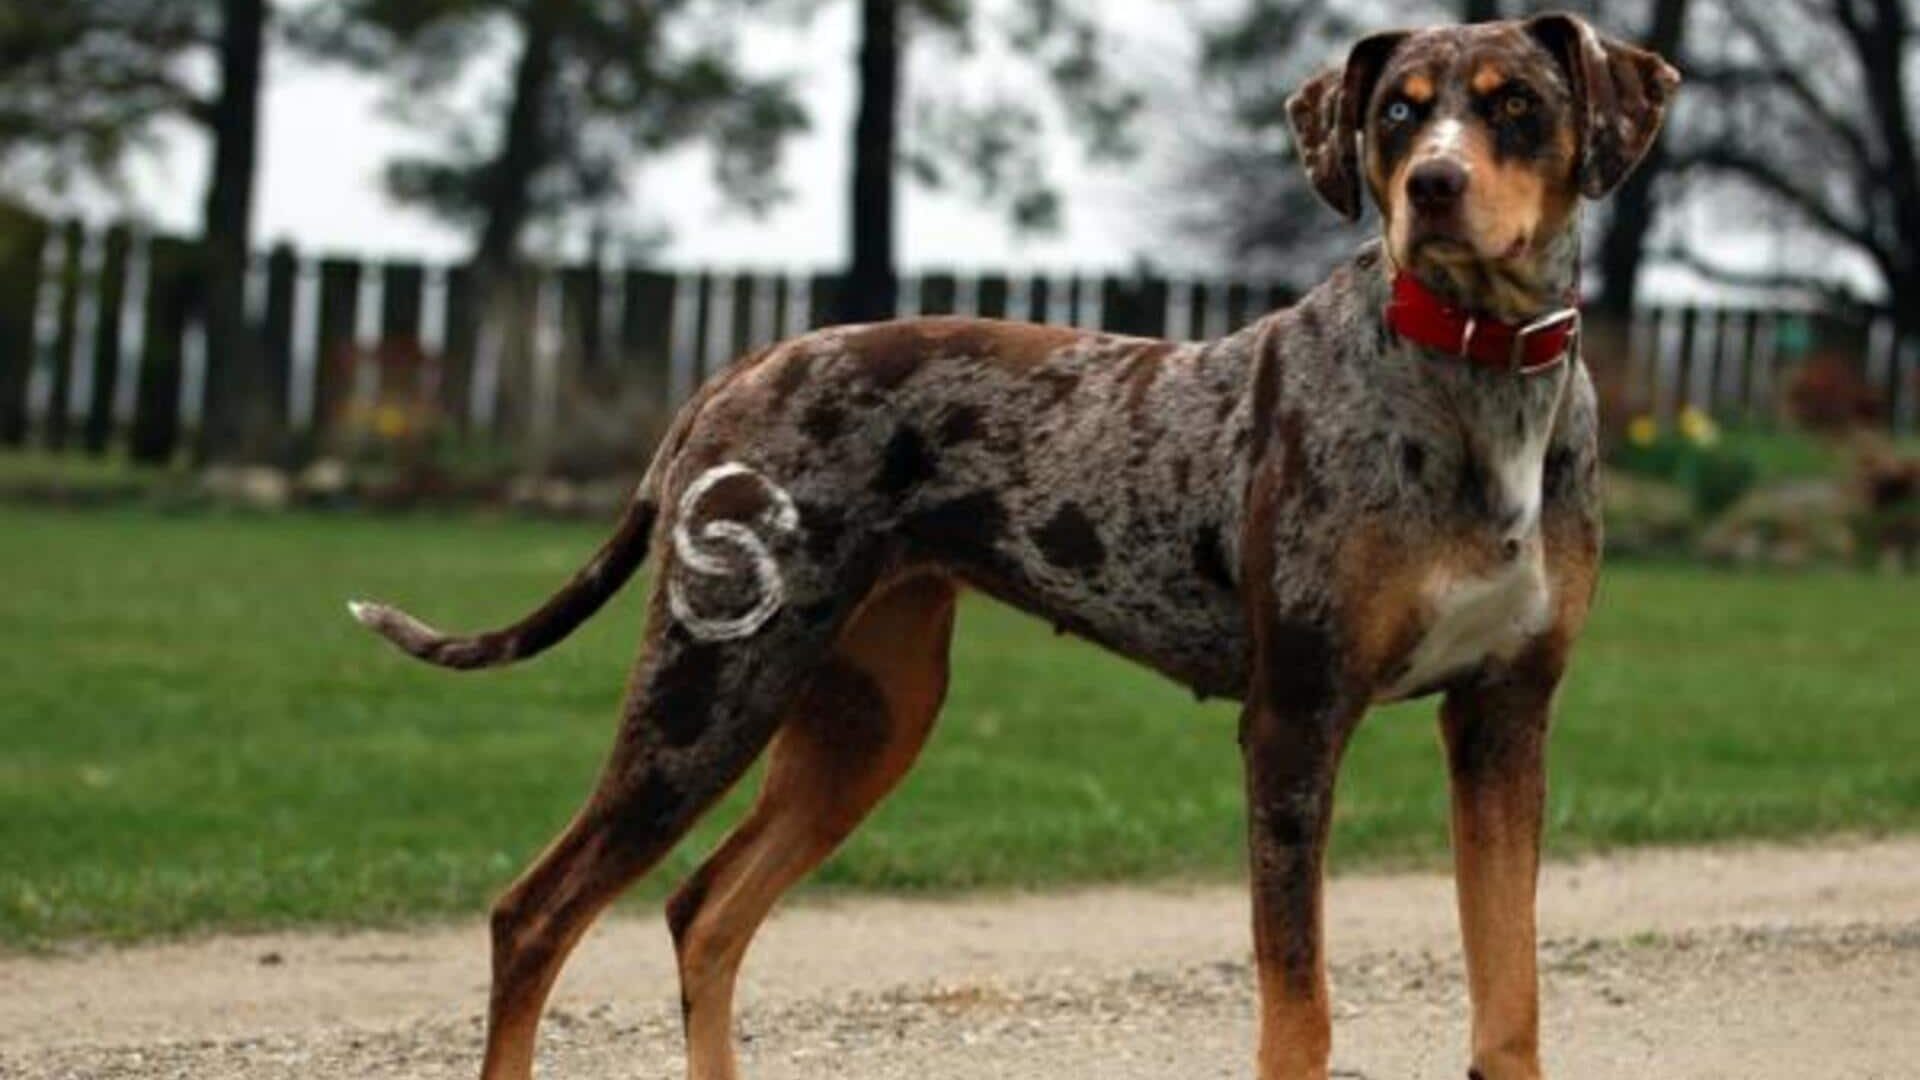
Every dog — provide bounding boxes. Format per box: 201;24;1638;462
351;13;1678;1079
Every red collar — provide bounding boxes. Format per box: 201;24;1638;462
1384;271;1580;375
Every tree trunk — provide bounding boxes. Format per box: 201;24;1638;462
1857;2;1920;269
472;6;560;455
841;0;900;325
1591;0;1690;323
196;0;266;463
476;6;559;275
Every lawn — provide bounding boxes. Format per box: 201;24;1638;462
2;504;1917;947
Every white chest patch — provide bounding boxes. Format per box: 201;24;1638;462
1379;552;1553;702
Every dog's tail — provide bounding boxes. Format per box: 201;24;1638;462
347;493;659;671
346;382;722;671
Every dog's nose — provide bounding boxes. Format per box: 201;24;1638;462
1407;160;1468;214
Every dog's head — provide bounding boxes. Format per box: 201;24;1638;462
1288;13;1680;318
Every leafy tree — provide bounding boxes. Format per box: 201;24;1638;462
0;0;268;462
834;0;1144;323
291;0;808;274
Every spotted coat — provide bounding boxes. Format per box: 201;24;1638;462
647;240;1600;709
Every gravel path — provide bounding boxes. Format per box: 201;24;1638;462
5;840;1919;1079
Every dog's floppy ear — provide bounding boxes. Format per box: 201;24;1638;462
1526;12;1682;199
1287;30;1411;222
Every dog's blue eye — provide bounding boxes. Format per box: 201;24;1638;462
1386;102;1414;124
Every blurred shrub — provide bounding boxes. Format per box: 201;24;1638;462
1785;352;1884;434
1610;408;1758;518
1601;468;1698;557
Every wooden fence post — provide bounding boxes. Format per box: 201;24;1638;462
729;272;758;356
130;236;198;464
82;225;133;455
43;221;84;451
920;272;958;318
691;272;721;383
1061;276;1085;328
1867;314;1897;413
1024;275;1053;325
620;269;676;404
439;265;477;433
312;258;361;443
256;244;297;455
1224;280;1255;333
1650;306;1678;424
0;210;49;447
560;263;603;376
1101;275;1169;338
807;272;843;331
767;274;795;342
1682;305;1713;414
1186;280;1214;341
975;274;1009;321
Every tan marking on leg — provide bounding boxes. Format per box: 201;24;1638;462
479;812;647;1080
1244;712;1342;1080
1441;674;1550;1080
669;574;959;1080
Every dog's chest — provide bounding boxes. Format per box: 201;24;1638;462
1377;552;1552;702
1373;431;1559;702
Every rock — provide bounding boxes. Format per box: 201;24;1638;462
200;465;291;510
507;475;584;516
297;458;353;501
1700;480;1856;568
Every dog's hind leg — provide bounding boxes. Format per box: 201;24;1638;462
666;572;959;1080
476;587;858;1080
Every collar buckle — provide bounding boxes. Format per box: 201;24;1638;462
1509;306;1581;374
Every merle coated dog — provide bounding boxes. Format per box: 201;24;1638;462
352;13;1679;1079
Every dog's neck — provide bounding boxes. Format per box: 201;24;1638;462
1390;212;1583;325
1324;238;1579;546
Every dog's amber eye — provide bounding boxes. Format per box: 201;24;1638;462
1502;95;1532;119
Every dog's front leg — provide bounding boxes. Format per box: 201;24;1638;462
1240;684;1359;1080
1440;659;1558;1080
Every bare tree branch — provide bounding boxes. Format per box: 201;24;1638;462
1707;6;1879;174
1653;243;1868;310
1670;143;1877;250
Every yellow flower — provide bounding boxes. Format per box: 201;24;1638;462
1627;416;1658;447
1678;407;1720;447
374;403;411;439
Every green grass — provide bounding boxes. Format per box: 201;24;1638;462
2;505;1918;948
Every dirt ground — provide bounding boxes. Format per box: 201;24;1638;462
4;839;1918;1080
